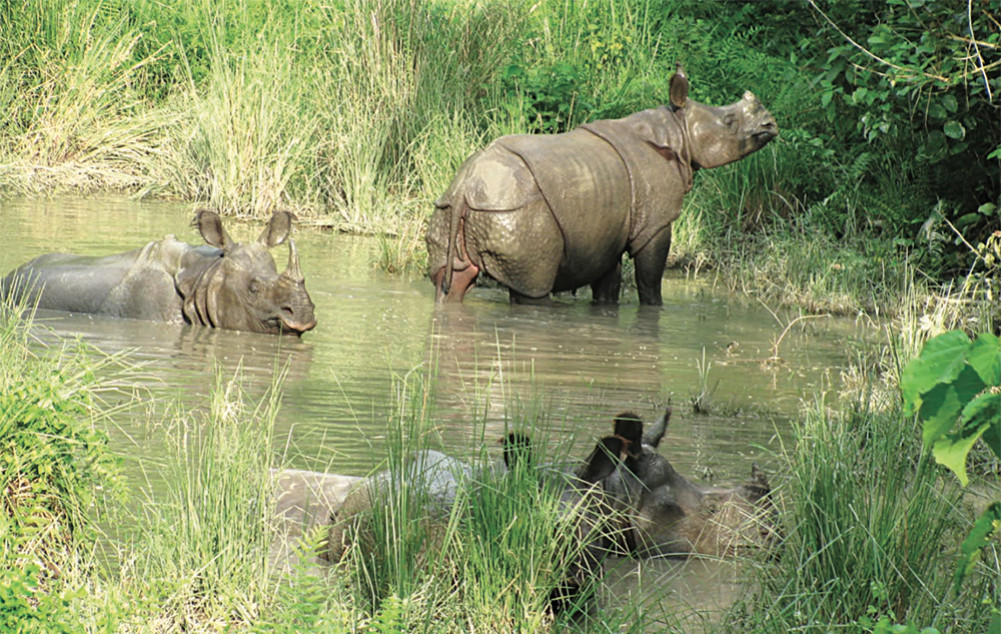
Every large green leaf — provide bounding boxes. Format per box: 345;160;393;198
983;419;1001;463
933;421;992;485
901;331;972;414
918;366;987;445
953;502;1001;594
966;333;1001;387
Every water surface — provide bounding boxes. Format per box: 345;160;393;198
1;196;866;624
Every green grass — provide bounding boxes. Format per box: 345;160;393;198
0;297;122;578
128;366;284;629
715;373;999;633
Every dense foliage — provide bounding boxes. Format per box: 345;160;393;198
0;0;997;299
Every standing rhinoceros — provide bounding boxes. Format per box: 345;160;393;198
1;210;317;336
426;65;778;305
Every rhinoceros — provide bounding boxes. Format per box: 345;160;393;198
603;409;779;558
427;65;778;305
321;433;626;615
1;210;317;335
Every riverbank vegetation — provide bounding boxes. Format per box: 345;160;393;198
1;0;998;318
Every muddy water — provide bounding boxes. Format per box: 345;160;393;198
1;196;866;623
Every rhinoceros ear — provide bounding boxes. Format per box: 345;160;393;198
669;64;689;109
259;211;295;248
579;436;625;483
193;210;234;250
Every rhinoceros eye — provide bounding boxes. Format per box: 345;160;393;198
248;278;262;294
723;113;738;131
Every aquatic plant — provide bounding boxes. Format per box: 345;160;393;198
718;353;999;632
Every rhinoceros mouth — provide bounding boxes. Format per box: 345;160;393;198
275;308;317;335
753;129;778;145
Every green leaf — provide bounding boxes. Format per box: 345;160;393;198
919;366;987;444
966;333;1001;386
901;331;973;413
979;202;998;215
955;213;981;228
943;120;965;140
941;94;958;113
984;422;1001;463
959;391;1000;444
953;502;1001;594
933;421;989;485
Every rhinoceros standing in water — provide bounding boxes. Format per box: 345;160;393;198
426;65;778;305
1;210;317;335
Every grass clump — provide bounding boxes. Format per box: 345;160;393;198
718;369;1000;632
324;373;642;632
0;299;121;579
129;366;285;629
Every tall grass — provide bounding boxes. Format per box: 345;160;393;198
130;365;284;629
323;368;651;631
717;372;999;632
0;1;171;192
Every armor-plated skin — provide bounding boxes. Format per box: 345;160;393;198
1;210;316;336
427;66;778;305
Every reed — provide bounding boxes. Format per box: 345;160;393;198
718;383;999;632
131;366;284;629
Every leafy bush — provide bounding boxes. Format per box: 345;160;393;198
900;329;1001;593
0;301;120;573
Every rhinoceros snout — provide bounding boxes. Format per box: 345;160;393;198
278;302;317;335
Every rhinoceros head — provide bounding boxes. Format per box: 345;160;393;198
669;65;778;169
178;210;317;336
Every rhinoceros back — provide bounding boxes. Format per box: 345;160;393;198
496;131;631;275
582;108;691;254
1;237;195;322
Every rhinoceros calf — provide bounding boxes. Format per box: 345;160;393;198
603;409;779;558
1;210;316;336
427;65;778;305
321;434;627;615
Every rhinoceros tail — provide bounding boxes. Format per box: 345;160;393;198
440;197;461;297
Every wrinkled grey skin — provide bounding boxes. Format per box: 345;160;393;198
603;408;779;558
1;210;316;336
427;65;778;305
322;449;473;562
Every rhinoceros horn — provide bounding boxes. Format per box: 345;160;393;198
283;238;304;283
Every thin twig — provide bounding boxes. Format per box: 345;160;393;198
969;0;994;101
770;314;832;361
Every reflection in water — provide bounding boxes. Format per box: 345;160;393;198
1;196;867;624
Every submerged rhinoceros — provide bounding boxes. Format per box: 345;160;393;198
1;210;316;335
427;65;778;305
321;433;626;615
603;409;780;558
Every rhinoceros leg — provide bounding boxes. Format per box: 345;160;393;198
633;225;672;306
590;260;622;305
